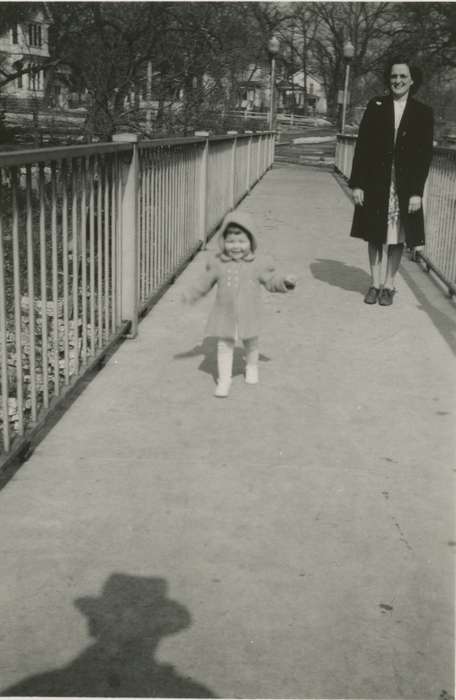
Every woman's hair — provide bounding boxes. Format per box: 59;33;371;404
383;56;423;95
223;224;256;252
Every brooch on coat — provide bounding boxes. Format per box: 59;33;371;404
375;100;382;106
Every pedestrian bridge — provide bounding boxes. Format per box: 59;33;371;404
0;138;454;699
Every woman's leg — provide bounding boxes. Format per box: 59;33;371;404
368;242;383;288
243;336;259;384
378;243;404;306
364;242;383;303
383;243;404;289
215;338;234;397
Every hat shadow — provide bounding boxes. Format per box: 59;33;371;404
310;258;371;295
174;337;270;382
2;573;216;698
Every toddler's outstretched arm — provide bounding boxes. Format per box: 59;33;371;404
260;257;297;293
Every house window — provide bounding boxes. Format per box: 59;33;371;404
309;83;314;95
11;25;18;44
28;24;42;47
28;68;40;91
17;73;23;89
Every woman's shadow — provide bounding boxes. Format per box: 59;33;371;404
2;573;216;698
174;337;270;382
310;258;371;295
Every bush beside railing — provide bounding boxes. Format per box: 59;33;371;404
0;131;274;464
335;134;456;296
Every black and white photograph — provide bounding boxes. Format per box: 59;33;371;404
0;1;454;699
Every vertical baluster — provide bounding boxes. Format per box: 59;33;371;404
11;168;24;435
442;154;454;281
38;164;49;409
171;147;176;270
164;148;169;277
153;150;158;290
180;147;184;259
139;155;145;304
149;152;155;293
89;155;96;356
72;159;79;377
157;149;163;286
97;156;103;347
0;171;10;451
449;153;456;285
62;161;70;385
104;155;110;336
141;151;152;300
25;166;37;422
111;154;117;331
117;154;124;325
51;162;59;396
80;157;88;365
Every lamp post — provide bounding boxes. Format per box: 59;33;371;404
268;36;280;131
341;40;354;134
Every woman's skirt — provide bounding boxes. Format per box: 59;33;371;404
386;166;406;245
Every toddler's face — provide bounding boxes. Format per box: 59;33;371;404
224;227;251;260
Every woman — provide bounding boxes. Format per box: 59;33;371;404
349;57;434;305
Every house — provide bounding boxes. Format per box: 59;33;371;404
0;6;52;104
279;70;327;115
234;64;327;117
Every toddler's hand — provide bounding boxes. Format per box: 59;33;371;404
284;275;297;290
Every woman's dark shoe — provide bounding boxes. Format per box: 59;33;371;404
364;286;380;304
378;288;396;306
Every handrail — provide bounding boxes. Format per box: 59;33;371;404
0;132;275;167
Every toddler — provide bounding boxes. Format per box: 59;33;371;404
183;211;296;397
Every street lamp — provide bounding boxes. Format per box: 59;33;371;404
268;35;280;131
341;40;355;134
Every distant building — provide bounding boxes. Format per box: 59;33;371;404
279;71;327;115
234;64;327;116
0;7;52;103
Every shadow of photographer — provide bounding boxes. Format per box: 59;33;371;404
2;573;216;698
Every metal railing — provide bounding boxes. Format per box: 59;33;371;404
0;131;274;464
335;134;456;296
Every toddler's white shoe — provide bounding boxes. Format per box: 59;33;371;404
245;365;259;384
214;380;231;398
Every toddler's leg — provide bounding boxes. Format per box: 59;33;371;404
215;338;234;397
243;336;259;384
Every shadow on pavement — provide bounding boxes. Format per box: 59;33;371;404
310;258;371;295
1;573;216;698
175;337;270;382
400;260;456;357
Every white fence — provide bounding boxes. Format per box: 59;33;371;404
0;132;274;463
335;134;456;295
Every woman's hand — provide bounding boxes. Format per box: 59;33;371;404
408;195;422;213
352;188;364;206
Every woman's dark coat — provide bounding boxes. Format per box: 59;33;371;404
349;94;434;246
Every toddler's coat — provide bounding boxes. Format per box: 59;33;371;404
185;211;290;340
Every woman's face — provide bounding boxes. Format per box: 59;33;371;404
390;63;413;99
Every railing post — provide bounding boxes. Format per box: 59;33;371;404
195;131;209;248
245;131;253;193
256;134;261;182
113;133;139;339
227;131;237;209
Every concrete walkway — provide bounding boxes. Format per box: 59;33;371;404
0;164;454;699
